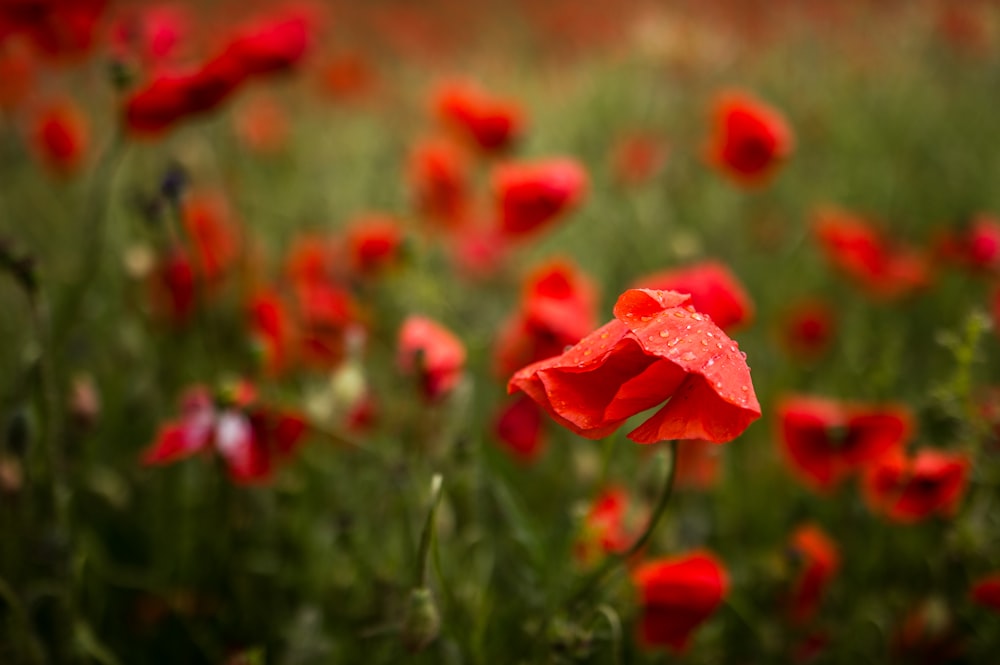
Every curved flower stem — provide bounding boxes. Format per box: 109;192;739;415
564;439;678;610
415;474;445;588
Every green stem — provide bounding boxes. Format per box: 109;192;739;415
415;474;444;588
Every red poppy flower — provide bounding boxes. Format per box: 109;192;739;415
493;394;545;464
398;316;466;401
247;288;295;375
933;213;1000;273
674;439;722;490
495;258;597;376
862;449;970;523
776;396;911;492
223;12;311;78
574;486;635;567
971;573;1000;613
182;191;240;283
509;289;760;444
892;598;965;664
124;61;246;136
432;79;524;153
787;523;839;623
706;90;793;186
813;208;931;300
632;551;729;653
407;137;471;229
0;0;107;60
778;298;836;359
31;99;88;175
632;260;753;332
295;282;357;368
149;247;197;325
610;131;668;186
493;158;587;237
285;233;339;286
142;384;308;485
320;51;377;101
109;4;188;66
345;214;405;276
235;94;289;154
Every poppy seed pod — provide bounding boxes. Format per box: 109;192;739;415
401;587;440;653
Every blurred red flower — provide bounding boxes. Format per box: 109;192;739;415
778;298;836;359
398;316;466;401
345;214;405;276
31;99;88;175
235;95;289;154
787;523;839;623
863;449;970;523
674;439;722;490
493;394;545;464
632;551;729;653
408;137;471;229
493;158;587;237
124;61;246;136
813;209;931;300
933;213;1000;274
777;395;911;492
295;282;358;369
706;90;793;186
319;51;377;101
142;384;308;485
509;289;760;444
432;79;524;153
632;260;753;332
495;257;597;376
182;191;241;283
610;131;668;186
0;0;107;60
574;486;635;567
109;4;188;66
247;288;296;376
149;247;197;325
223;11;311;78
971;574;1000;613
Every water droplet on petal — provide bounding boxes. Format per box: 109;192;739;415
659;330;671;337
673;311;686;318
681;351;697;361
741;385;748;391
706;332;714;338
716;342;723;349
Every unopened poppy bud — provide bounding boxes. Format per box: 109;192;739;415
160;162;189;206
5;407;32;458
401;587;440;652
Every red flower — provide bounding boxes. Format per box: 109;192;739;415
407;137;471;229
493;158;587;237
149;247;197;325
109;4;188;66
319;51;377;101
495;257;597;376
223;12;311;78
971;573;1000;613
31;99;88;175
632;551;729;653
787;523;839;623
295;282;357;369
142;384;308;485
933;213;1000;273
124;61;246;136
508;289;761;444
674;439;722;490
247;288;295;376
862;449;970;523
432;79;524;153
182;191;240;283
777;395;911;492
813;208;931;300
398;316;466;401
575;486;635;566
345;214;405;276
778;298;836;359
632;260;753;333
493;394;545;464
706;90;793;186
0;0;107;60
234;94;289;154
610;131;668;186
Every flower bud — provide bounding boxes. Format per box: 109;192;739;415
401;587;440;653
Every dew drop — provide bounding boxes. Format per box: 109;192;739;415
692;313;703;321
641;316;651;322
716;342;723;349
600;332;609;339
741;385;748;391
706;359;715;367
706;332;714;338
583;350;591;356
673;311;687;318
659;330;671;337
681;351;696;361
700;339;709;347
685;325;692;330
715;381;723;389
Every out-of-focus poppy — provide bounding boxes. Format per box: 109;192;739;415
319;51;377;101
235;94;289;154
574;486;635;566
247;288;295;376
632;260;753;332
495;258;597;376
674;439;722;490
493;158;587;237
109;4;188;66
345;214;405;276
813;208;931;300
862;449;969;523
787;523;839;623
432;79;524;153
632;551;729;653
509;289;760;444
181;191;241;283
142;383;309;485
706;90;793;186
971;573;1000;613
493;394;545;464
933;213;1000;274
124;61;245;136
407;137;471;229
777;395;911;492
31;99;88;175
778;298;836;359
398;316;466;401
223;11;311;78
149;247;197;325
0;0;107;61
610;131;668;186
